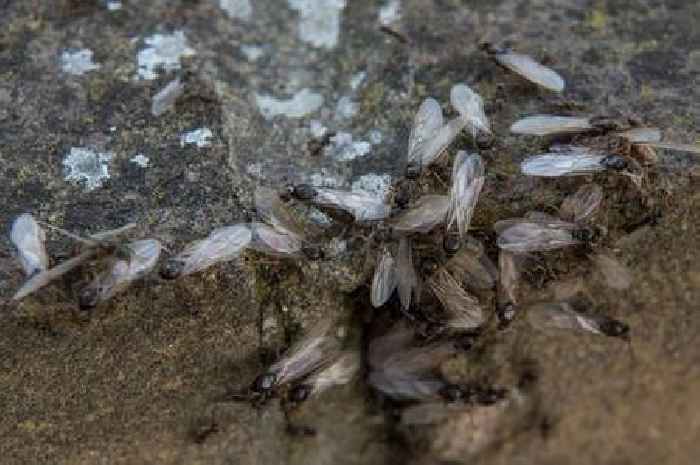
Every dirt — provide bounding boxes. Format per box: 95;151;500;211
1;0;699;464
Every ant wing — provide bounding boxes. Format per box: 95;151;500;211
447;151;485;238
170;224;252;277
390;195;450;234
13;248;98;300
521;146;609;177
269;317;343;386
254;186;309;239
396;237;419;311
511;115;592;136
428;268;485;330
559;183;603;223
495;52;565;92
408;98;444;169
496;220;580;253
10;214;49;277
450;84;491;135
371;246;398;308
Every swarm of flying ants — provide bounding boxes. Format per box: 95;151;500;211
7;43;699;435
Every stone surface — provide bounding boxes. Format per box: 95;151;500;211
1;1;699;464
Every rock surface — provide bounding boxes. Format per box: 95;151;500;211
1;1;699;464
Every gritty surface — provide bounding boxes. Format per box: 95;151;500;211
0;1;699;464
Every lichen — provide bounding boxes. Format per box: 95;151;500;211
136;31;196;80
63;147;113;191
60;49;100;76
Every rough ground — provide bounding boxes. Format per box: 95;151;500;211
1;0;699;464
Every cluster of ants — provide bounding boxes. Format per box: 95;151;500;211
9;43;698;436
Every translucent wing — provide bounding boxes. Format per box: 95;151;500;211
89;222;138;243
303;351;361;396
369;337;455;401
38;221;136;248
496;220;580;253
525;301;629;337
510;115;592;136
428;268;485;330
416;118;467;169
368;371;446;401
368;322;415;369
494;217;579;235
371;246;398;308
396;237;419;311
644;142;700;154
590;253;632;291
498;250;521;306
380;341;457;376
254;186;307;239
151;78;184;117
390;195;450;234
447;152;485;238
269;317;342;386
80;239;162;305
521;146;608;177
450;83;491;135
314;188;391;223
408;98;444;167
615;127;662;143
495;52;565;92
38;222;101;248
526;302;600;334
13;248;97;300
559;184;603;223
249;222;302;257
445;247;497;290
10;213;49;277
169;224;252;277
524;210;560;222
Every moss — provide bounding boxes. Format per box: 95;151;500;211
585;8;608;31
359;82;386;115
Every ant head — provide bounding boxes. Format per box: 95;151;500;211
599;319;630;339
250;373;277;394
405;163;420;180
78;286;99;310
302;243;324;260
291;184;318;201
160;259;185;280
601;154;628;171
443;233;462;257
440;384;465;402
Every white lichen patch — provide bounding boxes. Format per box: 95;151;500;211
335;96;358;120
241;44;264;61
180;128;213;148
246;162;263;178
308;172;343;188
60;49;100;76
379;0;401;26
63;147;113;191
352;173;392;199
130;154;150;167
219;0;252;20
325;132;371;161
309;120;328;138
368;129;383;145
255;88;324;120
287;0;346;49
350;71;366;91
137;31;195;80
